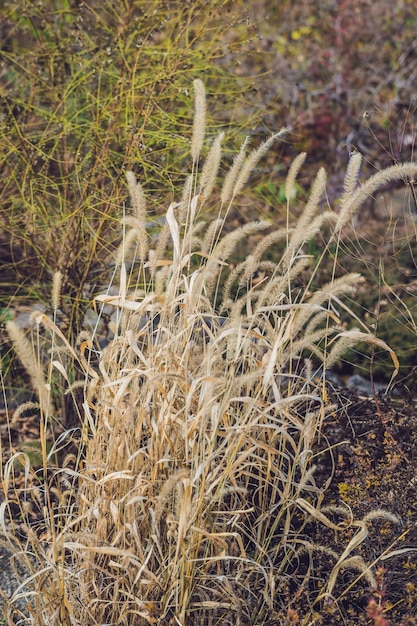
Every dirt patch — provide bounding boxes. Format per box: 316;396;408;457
307;386;417;624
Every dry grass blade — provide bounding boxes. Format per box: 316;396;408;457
1;80;406;626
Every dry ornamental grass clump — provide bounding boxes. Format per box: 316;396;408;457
2;80;417;625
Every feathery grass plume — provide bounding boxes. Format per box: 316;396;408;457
278;210;336;281
211;219;271;261
125;171;148;262
231;128;288;199
199;131;224;202
51;270;62;311
11;401;41;424
320;503;352;522
285;327;334;365
154;261;172;296
5;320;52;415
149;220;171;276
325;332;358;371
342;149;362;197
177;194;203;264
115;220;144;266
191;78;206;162
179;173;194;224
260;256;311;308
203;220;271;298
362;508;400;525
329;330;400;380
324;509;400;599
292;273;361;335
281;167;328;270
297;541;340;561
304;309;336;339
201;217;225;256
238;227;291;284
300;167;327;225
220;136;249;204
285;151;307;201
334;555;377;587
336;161;417;229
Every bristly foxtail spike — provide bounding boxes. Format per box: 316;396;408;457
125;170;148;262
343;150;362;196
199;132;224;202
191;79;206;163
231;128;289;199
285;152;307;202
52;271;63;311
221;137;249;205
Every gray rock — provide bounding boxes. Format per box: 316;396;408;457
0;544;31;622
347;374;385;396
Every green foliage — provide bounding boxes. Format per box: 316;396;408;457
13;439;57;470
0;0;260;335
254;179;301;205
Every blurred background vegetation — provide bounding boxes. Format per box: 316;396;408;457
1;0;417;381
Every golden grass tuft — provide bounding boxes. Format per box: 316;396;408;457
2;82;417;626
